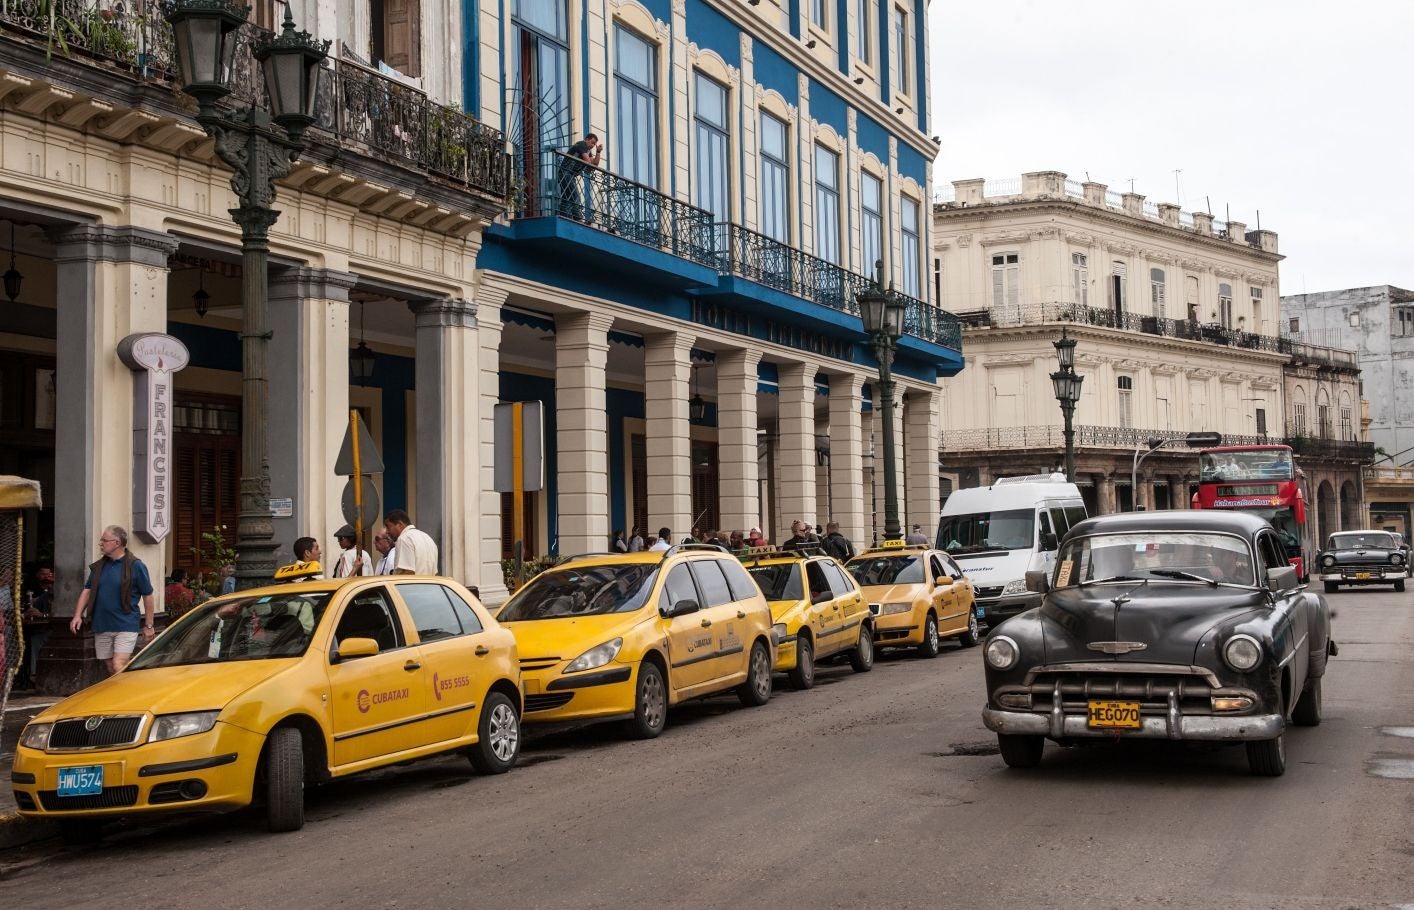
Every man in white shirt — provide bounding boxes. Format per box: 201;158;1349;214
648;526;672;553
373;531;396;575
385;509;439;575
332;525;374;578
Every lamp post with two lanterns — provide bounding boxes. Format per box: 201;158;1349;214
1050;324;1084;483
857;261;907;543
166;0;329;588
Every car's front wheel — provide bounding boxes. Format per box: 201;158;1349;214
788;635;815;690
468;691;520;773
1396;579;1407;593
849;626;875;672
997;733;1044;768
625;661;668;739
1246;733;1287;776
1292;677;1322;727
737;641;772;707
1324;581;1339;594
263;726;305;833
917;614;941;659
957;612;981;648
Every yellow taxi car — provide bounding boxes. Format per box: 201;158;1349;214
496;544;775;739
11;572;521;840
846;541;980;658
742;549;875;690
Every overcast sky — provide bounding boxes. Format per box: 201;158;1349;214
928;0;1411;296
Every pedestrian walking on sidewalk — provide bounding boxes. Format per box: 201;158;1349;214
821;522;855;562
69;525;155;675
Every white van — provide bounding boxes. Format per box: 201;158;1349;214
937;474;1087;627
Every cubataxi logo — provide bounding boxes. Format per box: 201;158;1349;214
356;687;410;714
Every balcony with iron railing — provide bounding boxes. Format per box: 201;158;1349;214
0;1;511;202
939;425;1273;453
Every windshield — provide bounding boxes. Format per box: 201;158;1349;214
846;555;925;587
937;509;1035;554
498;564;659;620
128;592;332;669
746;563;803;601
1329;532;1397;550
1054;532;1257;587
1200;449;1293;482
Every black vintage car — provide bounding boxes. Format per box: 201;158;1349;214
980;511;1334;777
1316;530;1407;593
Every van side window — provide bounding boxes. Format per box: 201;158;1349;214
1050;507;1071;538
1039;511;1053;542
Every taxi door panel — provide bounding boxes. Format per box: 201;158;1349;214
930;555;963;629
326;587;426;767
660;564;717;691
823;559;868;646
392;582;485;746
688;559;747;684
806;562;842;656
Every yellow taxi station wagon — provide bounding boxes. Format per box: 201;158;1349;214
496;545;776;739
12;574;522;839
846;542;980;658
741;550;875;690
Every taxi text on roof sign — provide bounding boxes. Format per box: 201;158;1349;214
274;560;323;582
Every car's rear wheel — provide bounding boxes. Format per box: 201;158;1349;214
737;641;772;707
916;614;941;659
625;661;667;739
957;612;981;649
1396;579;1406;593
1292;677;1322;727
997;733;1044;768
469;691;520;773
1323;581;1339;594
263;726;305;833
849;626;875;673
1246;733;1287;776
788;635;815;690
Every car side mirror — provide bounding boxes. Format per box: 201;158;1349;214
1024;570;1050;594
667;599;700;618
935;575;953;587
1266;565;1298;594
1039;532;1059;551
334;637;379;662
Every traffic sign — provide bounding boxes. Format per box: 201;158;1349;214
341;476;380;529
1185;432;1223;448
335;417;384;476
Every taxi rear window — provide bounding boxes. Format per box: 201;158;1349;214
746;563;803;601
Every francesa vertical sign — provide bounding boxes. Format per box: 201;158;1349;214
117;333;191;544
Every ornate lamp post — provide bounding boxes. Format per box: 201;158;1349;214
167;2;329;589
858;260;906;542
1050;325;1084;483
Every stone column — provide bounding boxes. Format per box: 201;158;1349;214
474;277;511;605
51;225;177;615
411;297;480;579
777;363;818;528
1096;473;1117;515
717;349;763;535
268;267;357;559
555;312;614;555
828;373;866;550
905;387;943;536
644;332;696;541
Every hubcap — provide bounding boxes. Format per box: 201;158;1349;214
801;641;813;682
860;632;873;663
753;647;770;696
488;703;519;761
928;619;939;650
969;614;978;639
642;670;665;728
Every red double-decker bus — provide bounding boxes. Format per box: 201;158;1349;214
1192;444;1310;578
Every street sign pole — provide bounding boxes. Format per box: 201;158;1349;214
351;410;364;550
513;401;525;590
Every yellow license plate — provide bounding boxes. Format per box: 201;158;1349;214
1355;572;1372;580
1088;700;1142;729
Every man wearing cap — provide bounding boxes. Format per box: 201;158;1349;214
332;525;373;578
906;524;930;545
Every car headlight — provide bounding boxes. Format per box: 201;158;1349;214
1321;554;1335;567
148;711;220;743
1001;579;1030;597
565;638;623;673
880;602;912;615
771;623;787;644
19;722;52;750
1223;634;1263;672
984;635;1019;670
1392;553;1405;566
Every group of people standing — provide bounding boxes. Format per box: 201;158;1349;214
608;518;919;565
289;509;439;578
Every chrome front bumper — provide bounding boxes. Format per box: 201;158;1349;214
981;702;1283;742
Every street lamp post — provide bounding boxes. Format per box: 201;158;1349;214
858;260;906;542
167;2;329;589
1050;325;1083;483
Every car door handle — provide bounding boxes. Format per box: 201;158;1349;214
700;618;712;628
737;610;746;619
403;660;421;671
474;645;490;656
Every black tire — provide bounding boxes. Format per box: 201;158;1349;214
788;635;815;690
58;819;102;847
1396;579;1406;593
1246;733;1287;776
916;614;941;659
848;625;875;673
263;726;305;833
957;611;981;649
1292;677;1322;727
1323;581;1338;594
625;661;668;739
997;733;1044;768
469;691;520;773
736;641;772;707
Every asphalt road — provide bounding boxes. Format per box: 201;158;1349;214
4;586;1414;909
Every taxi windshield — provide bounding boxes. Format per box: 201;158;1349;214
128;592;332;669
746;563;803;601
1054;532;1256;587
499;564;659;620
1329;532;1396;550
846;555;925;586
1200;449;1294;482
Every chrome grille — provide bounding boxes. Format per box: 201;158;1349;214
868;603;881;616
975;585;1004;600
48;716;145;750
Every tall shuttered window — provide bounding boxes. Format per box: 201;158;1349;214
1117;375;1134;429
614;26;658;188
1072;252;1088;306
814;145;841;265
693;73;730;222
991;253;1019;312
1150;268;1166;318
901;197;921;299
759;111;790;243
861;172;883;279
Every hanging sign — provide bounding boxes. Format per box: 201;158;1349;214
117;332;191;544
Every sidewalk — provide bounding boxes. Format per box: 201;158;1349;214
1;695;59;847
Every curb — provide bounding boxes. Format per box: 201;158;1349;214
0;810;56;849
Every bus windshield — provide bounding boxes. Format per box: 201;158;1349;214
1200;449;1293;482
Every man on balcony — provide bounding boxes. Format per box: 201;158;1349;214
558;133;602;222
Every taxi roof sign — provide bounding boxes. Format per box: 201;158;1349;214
274;560;323;582
881;539;906;549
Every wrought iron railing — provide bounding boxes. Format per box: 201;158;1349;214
0;3;512;200
718;223;863;316
958;300;1293;354
940;425;1270;453
1285;436;1375;461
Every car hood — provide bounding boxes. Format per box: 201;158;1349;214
768;599;808;623
948;549;1032;587
1325;548;1395;562
856;583;921;605
35;661;295;722
504;613;646;660
1041;583;1269;665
